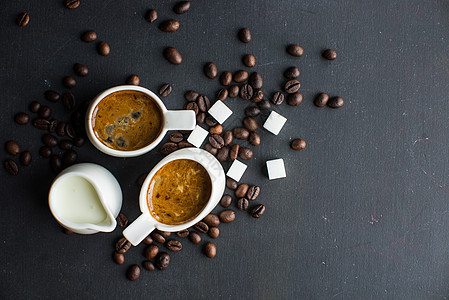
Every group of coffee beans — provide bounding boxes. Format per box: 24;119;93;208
222;178;265;218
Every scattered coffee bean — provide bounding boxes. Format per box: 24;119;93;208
116;237;132;254
323;49;337;60
217;88;228;101
142;260;155;271
59;140;73;150
228;85;239;98
63;76;76;89
127;265;140;281
160;142;178;155
170;132;183;143
113;252;125;265
248;72;263;89
42;134;57;147
204;242;217;258
240;84;253;100
20;151;32;166
178;141;193;148
194;221;209;233
208;227;219;239
284;80;301;93
17;12;30;27
73;136;85;147
4;159;18;176
39;146;52;158
62;92;76;111
204;62;218;79
145;9;158;23
287;44;304;57
205;143;217;155
49;119;58;133
258;99;271;110
245;106;260;117
248;132;260;146
151;232;166;244
185;101;199;115
234;70;248;83
174;1;190;14
210;124;223;135
65;0;80;9
5;141;20;155
287;93;303;106
73;63;88;77
314;93;329;107
246;186;260;200
45;90;60;102
155;252;170;270
252;90;264;103
33;118;50;130
226;177;238;189
219;210;236;223
29;101;41;113
166;240;182;252
144;244;159;259
184;90;199;101
176;229;189;238
126;75;140;86
196;112;206;124
188;231;201;244
243;117;258;131
81;31;97;42
197;95;210;112
291;138;306;150
205;116;217;127
203;214;220;227
159;19;180;32
55;122;65;137
97;41;110;56
271;92;285;105
238;28;251;43
209;134;224;149
284;66;300;79
38;106;51;119
220;72;232;86
223;131;233;146
217;146;229;162
116;213;128;227
235;184;249;198
14;113;29;125
159;84;172;97
229;144;239;160
243;54;256;67
237;198;249;211
233;127;249;140
328;96;344;108
249;204;266;218
63;149;78;166
220;194;233;208
164;47;182;65
158;231;171;238
239;147;253;160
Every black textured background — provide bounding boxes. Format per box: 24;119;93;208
1;1;449;299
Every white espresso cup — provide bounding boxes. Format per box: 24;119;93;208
85;85;196;157
123;147;226;246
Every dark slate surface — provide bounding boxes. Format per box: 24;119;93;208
1;1;448;299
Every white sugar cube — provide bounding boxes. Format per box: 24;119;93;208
266;158;286;180
226;159;247;182
263;111;287;135
187;125;209;148
208;100;233;124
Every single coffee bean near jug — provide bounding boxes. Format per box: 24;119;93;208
155;252;170;270
204;62;218;79
127;265;140;281
203;242;217;258
126;75;140;86
220;194;233;208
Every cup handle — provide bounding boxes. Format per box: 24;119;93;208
164;110;196;131
122;213;156;246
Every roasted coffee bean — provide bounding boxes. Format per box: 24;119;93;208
240;84;253;100
284;80;301;93
238;28;251;43
62;92;76;110
219;210;235;223
73;136;85;147
249;204;266;218
210;124;223;135
328;96;344;108
63;76;76;89
223;131;233;146
45;90;60;102
155;252;170;270
226;177;238;189
29;101;41;113
56;122;65;137
63;149;77;166
38;106;52;119
248;132;260;146
48;119;58;133
188;231;201;244
228;85;239;98
217;88;228;101
65;124;76;139
126;75;140;86
127;265;140;281
205;117;217;127
291;138;306;150
258;99;271;110
159;19;180;32
178;141;193;148
229;144;239;160
160;142;178;155
17;12;30;27
220;194;233;208
166;240;182;252
194;221;209;233
151;232;166;244
239;147;253;160
220;72;232;86
196;112;206;124
4;159;18;176
233;127;249;140
287;93;303;106
5;141;20;155
116;213;128;227
113;252;125;265
142;260;155;271
237;198;249;211
243;117;258;131
174;1;190;14
205;143;217;156
203;214;220;227
20;151;32;166
217;146;229;162
209;134;224;149
245;106;261;117
287;44;304;57
323;49;337;60
159;84;172;97
73;63;88;77
177;229;189;238
252;90;264;103
184;90;199;101
14;113;29;125
164;47;182;65
248;72;263;89
170;132;183;143
33;118;50;130
235;183;249;198
197;95;210;112
39;146;52;158
145;9;158;23
243;54;256;67
234;70;248;83
63;228;73;235
185;101;199;115
204;62;218;79
314;93;329;107
81;31;97;42
158;231;171;238
144;244;159;259
247;186;260;200
97;41;110;56
116;237;131;254
271;92;284;105
65;0;80;9
59;140;73;150
284;66;300;79
208;227;219;239
42;134;58;147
